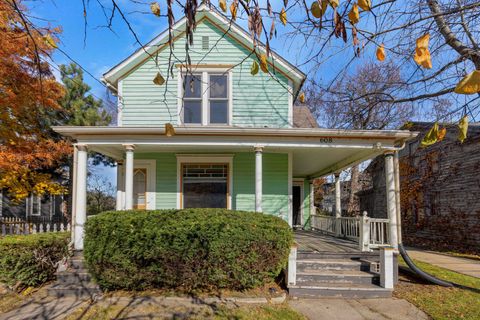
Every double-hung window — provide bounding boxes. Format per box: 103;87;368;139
181;71;230;125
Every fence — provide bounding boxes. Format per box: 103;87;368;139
0;217;71;236
311;211;390;251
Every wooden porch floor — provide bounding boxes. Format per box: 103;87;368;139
294;230;361;253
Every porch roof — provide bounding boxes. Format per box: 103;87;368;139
53;126;418;178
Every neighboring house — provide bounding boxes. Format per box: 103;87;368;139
0;191;66;223
53;5;416;259
358;121;480;253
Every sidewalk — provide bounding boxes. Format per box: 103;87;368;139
406;248;480;278
289;298;429;320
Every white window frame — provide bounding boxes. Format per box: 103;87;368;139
177;68;233;126
176;154;234;210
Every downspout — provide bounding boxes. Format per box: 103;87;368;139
393;143;454;287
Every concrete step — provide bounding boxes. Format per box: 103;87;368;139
70;258;85;270
289;283;392;299
296;270;377;285
56;271;92;285
47;283;101;299
297;251;378;260
296;259;371;272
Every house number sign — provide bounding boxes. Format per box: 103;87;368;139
319;137;334;143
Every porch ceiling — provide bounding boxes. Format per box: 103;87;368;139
53;126;418;178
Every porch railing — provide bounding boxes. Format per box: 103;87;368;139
0;217;71;236
311;211;390;251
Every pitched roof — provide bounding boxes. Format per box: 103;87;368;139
102;4;306;97
293;105;319;128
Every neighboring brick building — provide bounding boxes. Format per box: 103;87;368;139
358;122;480;253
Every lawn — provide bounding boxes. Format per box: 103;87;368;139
394;259;480;320
64;297;305;320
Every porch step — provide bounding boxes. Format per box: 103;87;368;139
289;283;392;299
48;252;101;299
289;254;390;298
296;259;371;272
47;283;101;299
296;270;377;285
297;251;378;260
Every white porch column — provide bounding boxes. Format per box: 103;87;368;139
74;144;88;251
116;160;125;211
124;144;135;210
334;172;342;236
309;180;315;216
385;151;399;250
254;146;263;212
394;151;403;244
71;145;78;244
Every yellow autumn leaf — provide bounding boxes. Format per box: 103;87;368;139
260;54;268;73
153;72;165;86
358;0;371;11
150;2;160;16
420;122;439;147
165;123;175;137
458;115;468;143
329;0;339;8
348;3;359;24
44;33;57;49
299;92;305;103
219;0;227;13
280;8;287;26
376;44;385;61
311;1;328;18
413;33;432;69
437;127;447;142
251;60;259;75
454;70;480;95
230;2;237;20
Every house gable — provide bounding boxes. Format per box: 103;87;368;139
103;6;305;128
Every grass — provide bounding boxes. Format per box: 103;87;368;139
395;258;480;320
65;298;305;320
0;285;51;314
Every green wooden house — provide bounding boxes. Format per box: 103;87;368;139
55;5;417;297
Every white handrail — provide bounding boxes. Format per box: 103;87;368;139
310;210;390;250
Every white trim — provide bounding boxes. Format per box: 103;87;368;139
288;152;293;227
134;159;156;210
288;80;293;128
292;179;305;227
102;4;305;89
117;79;123;126
202;72;208;125
178;69;232;126
176;154;234;210
228;69;233;125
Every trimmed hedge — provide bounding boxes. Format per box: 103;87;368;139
84;209;293;291
0;232;70;288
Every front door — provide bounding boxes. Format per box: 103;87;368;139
292;185;302;228
133;168;147;210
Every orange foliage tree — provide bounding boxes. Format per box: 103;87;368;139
0;0;70;202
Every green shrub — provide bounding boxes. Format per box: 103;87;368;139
0;232;70;288
84;209;293;292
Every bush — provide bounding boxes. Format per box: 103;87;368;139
0;232;70;288
84;209;293;292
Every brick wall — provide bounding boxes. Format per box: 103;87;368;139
359;122;480;254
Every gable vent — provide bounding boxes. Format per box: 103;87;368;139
202;36;209;50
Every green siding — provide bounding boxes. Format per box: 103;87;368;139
232;153;289;219
136;152;289;221
121;20;290;128
136;153;177;209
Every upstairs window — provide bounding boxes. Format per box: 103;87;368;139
180;71;230;125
